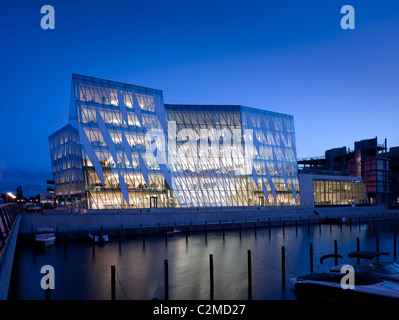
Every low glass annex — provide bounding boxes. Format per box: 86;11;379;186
49;74;300;209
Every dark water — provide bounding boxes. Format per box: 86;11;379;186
8;220;399;300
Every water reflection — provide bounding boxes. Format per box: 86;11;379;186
8;220;399;300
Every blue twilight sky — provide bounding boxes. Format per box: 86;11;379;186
0;0;398;196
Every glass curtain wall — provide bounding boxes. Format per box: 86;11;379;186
53;74;301;209
313;179;368;206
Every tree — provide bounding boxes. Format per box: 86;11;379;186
16;186;23;200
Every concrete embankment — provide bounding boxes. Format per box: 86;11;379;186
18;206;399;241
0;204;21;300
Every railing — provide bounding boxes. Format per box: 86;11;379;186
0;204;20;253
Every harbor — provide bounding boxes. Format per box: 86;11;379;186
8;208;399;300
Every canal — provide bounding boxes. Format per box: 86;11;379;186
8;219;399;300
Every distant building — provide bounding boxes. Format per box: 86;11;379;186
388;147;399;206
298;137;389;206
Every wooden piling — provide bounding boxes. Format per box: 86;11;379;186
209;254;214;300
334;240;338;265
164;260;169;300
111;265;116;300
248;250;252;300
222;224;225;240
254;222;257;238
281;246;286;282
309;243;313;273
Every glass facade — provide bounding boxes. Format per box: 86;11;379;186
49;74;300;209
313;179;368;206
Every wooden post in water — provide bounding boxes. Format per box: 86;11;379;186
222;224;225;240
254;222;257;238
295;220;298;235
205;224;208;241
142;228;145;247
309;243;313;273
118;229;121;249
356;237;360;264
281;246;286;282
164;229;168;246
209;254;214;300
239;223;242;238
186;226;188;243
394;233;397;258
111;265;116;300
334;240;338;265
282;221;285;236
164;260;169;301
248;250;252;300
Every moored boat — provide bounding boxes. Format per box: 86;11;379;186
35;227;56;247
88;232;109;244
291;254;399;300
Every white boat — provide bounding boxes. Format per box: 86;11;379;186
167;228;182;235
35;228;56;247
291;254;399;300
88;232;109;244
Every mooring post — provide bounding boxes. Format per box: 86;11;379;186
164;260;169;300
239;223;242;238
334;240;338;265
248;250;252;300
186;226;188;243
281;246;286;282
164;229;168;246
309;243;313;273
142;228;145;247
356;237;360;264
295;220;298;234
118;229;121;249
209;254;214;300
222;224;225;239
111;265;116;300
254;222;257;238
205;224;208;241
282;221;285;236
394;233;397;258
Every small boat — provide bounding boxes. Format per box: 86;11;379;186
329;251;399;283
88;232;109;244
291;254;399;300
167;228;182;235
35;228;56;247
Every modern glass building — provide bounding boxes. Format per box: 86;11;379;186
49;74;300;209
